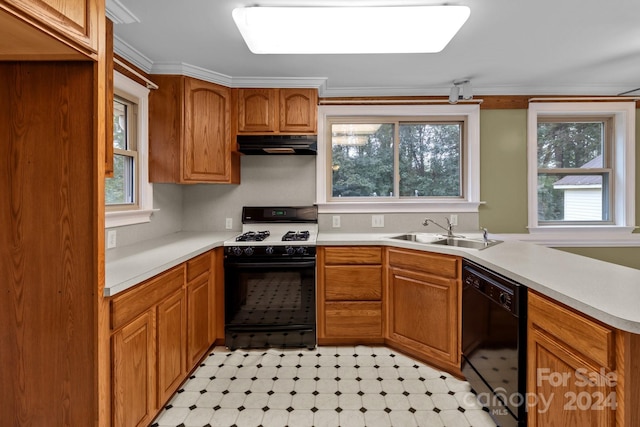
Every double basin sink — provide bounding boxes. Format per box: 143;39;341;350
389;233;502;250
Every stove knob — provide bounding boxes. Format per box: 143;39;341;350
296;246;306;255
232;246;243;256
244;247;254;256
265;246;275;255
285;246;295;255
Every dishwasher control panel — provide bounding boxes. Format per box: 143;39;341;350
462;260;520;316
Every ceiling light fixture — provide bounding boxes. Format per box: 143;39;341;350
449;79;472;104
232;5;470;54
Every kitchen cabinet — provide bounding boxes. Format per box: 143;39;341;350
186;251;215;367
112;310;156;427
149;74;240;184
0;0;100;58
386;248;461;375
236;88;318;134
527;291;616;426
317;246;384;344
109;249;221;427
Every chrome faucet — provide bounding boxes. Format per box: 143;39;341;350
422;217;455;238
482;227;489;243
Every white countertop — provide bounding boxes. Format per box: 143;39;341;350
105;230;640;334
104;231;237;296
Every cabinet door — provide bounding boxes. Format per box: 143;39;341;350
324;301;382;338
183;78;232;182
279;88;317;133
112;310;156;427
157;290;186;406
324;265;382;301
237;88;277;132
388;267;459;369
187;274;212;367
527;327;615;427
2;0;99;55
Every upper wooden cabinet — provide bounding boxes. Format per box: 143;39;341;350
149;75;240;184
0;0;100;59
236;88;318;134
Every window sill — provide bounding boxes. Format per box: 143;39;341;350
512;226;639;246
105;209;158;228
317;200;482;214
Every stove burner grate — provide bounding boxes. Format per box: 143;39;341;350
282;230;310;241
236;230;270;242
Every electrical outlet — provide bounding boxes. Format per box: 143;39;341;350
372;214;385;228
450;214;458;226
225;217;233;229
332;215;341;228
107;230;117;249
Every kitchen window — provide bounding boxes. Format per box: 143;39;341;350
105;72;153;228
527;102;635;235
316;104;480;213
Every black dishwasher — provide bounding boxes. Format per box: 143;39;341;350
462;259;527;427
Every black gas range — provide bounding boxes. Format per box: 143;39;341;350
223;206;318;350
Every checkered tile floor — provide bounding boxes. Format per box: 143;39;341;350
151;345;497;427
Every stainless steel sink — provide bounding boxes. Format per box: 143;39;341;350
389;233;502;250
430;237;501;250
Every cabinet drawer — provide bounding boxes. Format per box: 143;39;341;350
187;252;210;282
324;302;382;338
324;247;382;265
529;292;615;369
111;266;185;331
324;265;382;300
387;248;458;279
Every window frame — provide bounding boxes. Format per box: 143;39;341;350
527;101;635;234
108;94;139;210
105;71;154;228
316;104;481;213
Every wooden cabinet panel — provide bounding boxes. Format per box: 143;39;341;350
0;0;99;56
237;88;277;132
388;247;458;279
324;265;382;301
279;88;317;133
235;87;317;134
529;292;614;369
157;290;186;405
187;251;211;282
324;246;382;265
149;75;239;184
324;302;382;338
187;274;212;366
111;266;184;331
388;267;458;365
527;292;617;426
112;310;156;427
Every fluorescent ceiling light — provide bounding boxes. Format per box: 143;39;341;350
232;5;470;54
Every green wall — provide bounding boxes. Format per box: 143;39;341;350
478;109;640;270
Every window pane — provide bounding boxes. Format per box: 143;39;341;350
399;123;461;197
538;173;607;221
537;122;603;168
113;99;128;150
106;154;135;205
331;123;394;197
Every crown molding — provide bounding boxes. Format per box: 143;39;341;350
106;0;140;24
150;62;233;87
113;36;153;72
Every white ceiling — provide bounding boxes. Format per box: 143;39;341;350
109;0;640;97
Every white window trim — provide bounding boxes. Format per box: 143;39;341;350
526;102;636;239
316;104;481;213
106;71;155;228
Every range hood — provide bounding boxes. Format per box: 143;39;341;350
237;135;317;155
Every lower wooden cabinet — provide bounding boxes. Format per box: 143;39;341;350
527;291;616;426
317;246;383;344
110;249;220;427
112;310;156;427
157;289;186;405
386;248;461;374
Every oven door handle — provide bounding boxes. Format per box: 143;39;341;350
224;260;316;269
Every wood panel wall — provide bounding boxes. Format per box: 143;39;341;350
0;61;98;426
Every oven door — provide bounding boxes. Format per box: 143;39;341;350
224;258;316;350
